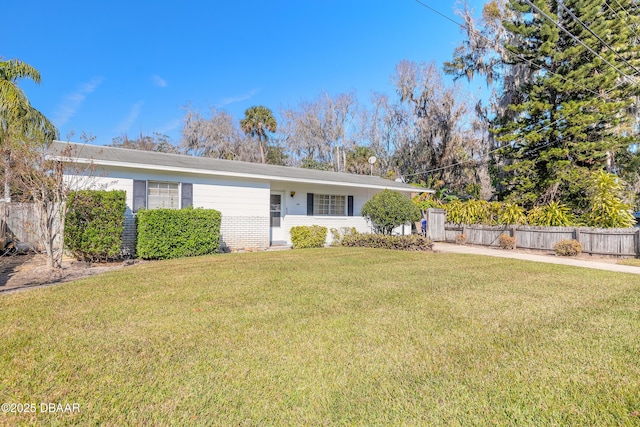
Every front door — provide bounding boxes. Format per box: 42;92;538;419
270;192;284;243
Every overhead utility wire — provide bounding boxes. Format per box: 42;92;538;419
558;2;640;76
412;0;599;96
405;0;626;179
611;0;640;33
604;0;640;40
403;1;571;178
522;0;635;83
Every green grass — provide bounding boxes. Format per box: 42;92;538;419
1;248;640;426
618;258;640;267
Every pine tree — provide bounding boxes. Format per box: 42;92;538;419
447;0;640;212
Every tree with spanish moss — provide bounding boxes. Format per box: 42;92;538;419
446;0;640;215
392;60;492;197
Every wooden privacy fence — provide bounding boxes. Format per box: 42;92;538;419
1;202;41;248
442;222;640;257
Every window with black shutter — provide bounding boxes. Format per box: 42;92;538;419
181;183;193;208
307;193;314;216
133;180;147;212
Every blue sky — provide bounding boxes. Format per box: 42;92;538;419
5;0;485;146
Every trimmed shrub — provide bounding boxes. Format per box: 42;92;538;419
361;189;421;234
498;234;516;250
290;225;327;249
65;190;126;262
330;228;341;246
455;234;467;245
341;233;433;251
136;207;221;259
554;239;583;257
329;227;357;246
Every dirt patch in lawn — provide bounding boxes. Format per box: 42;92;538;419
0;253;144;294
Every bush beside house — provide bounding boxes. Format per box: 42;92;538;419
65;190;127;262
136;207;221;260
340;233;433;251
290;225;327;249
361;189;421;234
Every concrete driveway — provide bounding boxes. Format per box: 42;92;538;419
433;242;640;275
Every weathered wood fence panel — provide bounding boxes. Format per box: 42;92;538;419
467;225;511;246
444;224;463;243
426;208;446;241
1;202;40;247
579;228;638;257
516;226;575;251
443;222;640;257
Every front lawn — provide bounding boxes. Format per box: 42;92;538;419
1;248;639;425
619;258;640;267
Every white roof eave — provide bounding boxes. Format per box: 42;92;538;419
51;155;426;193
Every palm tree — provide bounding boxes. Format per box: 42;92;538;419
0;58;58;201
239;106;277;164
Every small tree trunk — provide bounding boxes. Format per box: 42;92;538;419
259;140;266;164
3;150;10;202
2;151;8;244
37;198;62;270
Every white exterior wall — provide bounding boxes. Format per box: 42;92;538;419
70;167;271;253
191;179;270;250
67;166;412;254
270;182;411;245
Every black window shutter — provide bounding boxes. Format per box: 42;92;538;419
307;193;314;216
133;180;147;212
347;195;354;216
181;183;193;208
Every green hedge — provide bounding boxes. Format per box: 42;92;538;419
65;190;126;262
136;207;221;259
290;225;327;249
340;233;433;251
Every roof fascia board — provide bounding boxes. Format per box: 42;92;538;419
50;155;419;193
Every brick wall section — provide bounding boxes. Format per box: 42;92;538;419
120;214;270;256
220;216;270;251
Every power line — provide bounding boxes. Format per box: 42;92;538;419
604;0;640;40
558;1;640;76
405;0;636;179
412;0;600;97
611;0;640;33
399;130;558;179
522;0;636;83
